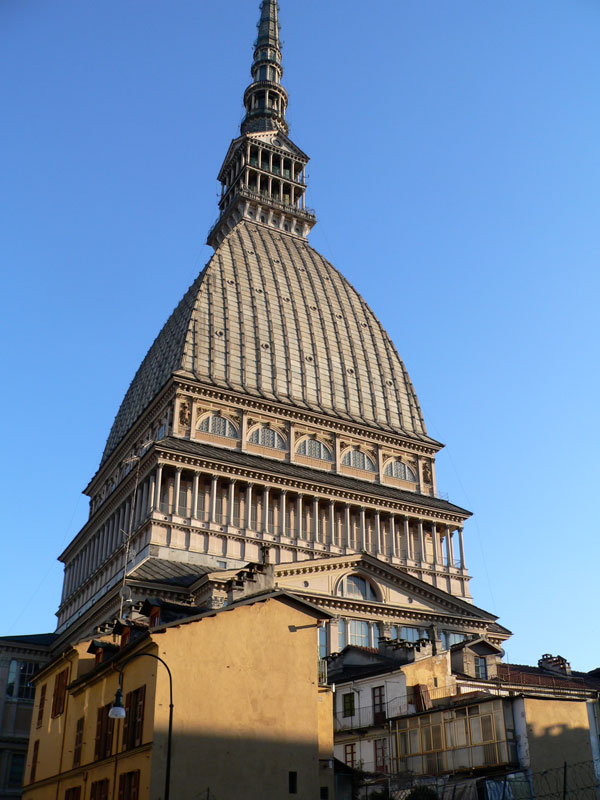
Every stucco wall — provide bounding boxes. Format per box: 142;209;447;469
524;697;594;771
149;597;333;800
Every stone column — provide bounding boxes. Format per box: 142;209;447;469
345;504;351;549
375;511;382;555
141;480;149;520
360;508;366;550
390;515;397;557
263;487;270;533
458;528;466;569
329;500;335;547
191;472;200;519
297;494;303;539
418;520;425;562
446;525;455;569
280;491;287;536
432;522;439;566
404;517;412;560
210;476;218;523
154;465;163;512
174;468;182;516
245;483;253;529
228;480;236;526
313;497;320;543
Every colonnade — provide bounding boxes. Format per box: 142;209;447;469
62;464;466;604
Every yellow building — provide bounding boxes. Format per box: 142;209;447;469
23;591;333;800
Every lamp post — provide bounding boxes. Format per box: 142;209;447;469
109;652;173;800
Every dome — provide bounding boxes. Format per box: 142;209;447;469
101;221;432;465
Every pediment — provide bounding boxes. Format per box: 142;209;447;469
248;130;308;159
275;554;500;627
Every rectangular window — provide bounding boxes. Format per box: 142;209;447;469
65;789;82;800
118;770;140;800
73;717;84;767
52;668;69;717
91;779;110;800
95;704;115;761
8;753;26;787
36;684;47;728
374;738;388;772
344;743;356;768
288;771;298;794
342;692;355;718
7;660;37;700
30;740;39;783
372;686;385;724
347;619;368;647
474;656;488;679
122;685;145;751
320;788;329;800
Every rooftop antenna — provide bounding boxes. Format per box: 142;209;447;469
119;441;153;618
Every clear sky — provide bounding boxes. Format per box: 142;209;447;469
2;1;599;670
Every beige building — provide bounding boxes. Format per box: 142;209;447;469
52;1;502;671
23;591;333;800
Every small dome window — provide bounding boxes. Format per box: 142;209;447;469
198;414;238;439
341;449;375;472
384;459;416;481
337;575;378;602
249;425;286;450
297;436;333;461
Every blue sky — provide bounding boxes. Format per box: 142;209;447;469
2;1;599;670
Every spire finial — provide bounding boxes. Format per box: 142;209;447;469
241;1;288;135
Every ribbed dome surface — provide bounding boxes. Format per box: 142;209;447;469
101;222;430;465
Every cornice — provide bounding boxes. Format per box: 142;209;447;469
153;446;467;524
172;379;442;456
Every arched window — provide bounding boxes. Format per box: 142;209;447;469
384;460;416;482
296;436;333;461
337;575;378;602
341;449;375;472
198;414;238;439
248;426;286;450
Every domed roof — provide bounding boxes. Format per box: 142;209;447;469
101;222;431;465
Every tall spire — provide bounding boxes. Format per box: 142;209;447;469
207;1;316;249
241;1;288;135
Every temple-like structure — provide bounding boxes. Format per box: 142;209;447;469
54;1;509;655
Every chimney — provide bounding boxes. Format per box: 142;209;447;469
538;654;571;676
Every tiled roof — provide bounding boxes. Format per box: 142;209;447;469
101;221;433;465
128;558;212;587
156;436;470;516
497;662;600;691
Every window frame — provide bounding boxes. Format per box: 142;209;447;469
122;686;145;751
73;716;84;767
344;742;357;768
342;692;355;718
36;684;46;728
341;448;376;472
383;459;417;482
198;413;238;439
51;668;69;718
248;425;286;450
296;436;333;462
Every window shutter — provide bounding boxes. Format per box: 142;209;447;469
122;692;133;750
134;686;146;747
37;684;46;728
118;774;125;800
131;770;140;800
107;711;115;756
94;707;103;761
90;784;97;800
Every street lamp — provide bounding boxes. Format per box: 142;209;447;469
109;652;173;800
